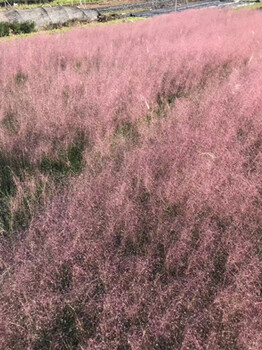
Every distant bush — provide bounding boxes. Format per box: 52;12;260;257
19;20;35;33
9;21;21;35
0;21;35;37
0;22;9;37
10;21;35;34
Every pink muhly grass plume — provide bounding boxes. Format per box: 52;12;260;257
1;7;262;350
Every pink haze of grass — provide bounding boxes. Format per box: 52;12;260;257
1;8;262;350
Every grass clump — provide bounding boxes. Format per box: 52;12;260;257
0;151;33;236
0;131;86;237
39;134;86;179
2;112;19;134
114;121;140;146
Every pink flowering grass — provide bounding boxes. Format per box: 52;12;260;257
1;8;262;350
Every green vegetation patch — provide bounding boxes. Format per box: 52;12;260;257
0;132;87;237
34;302;100;350
39;133;86;179
0;21;9;37
0;150;33;235
0;21;35;37
3;0;99;10
235;1;262;10
114;121;140;145
2;111;19;134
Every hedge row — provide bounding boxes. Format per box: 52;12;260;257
0;21;35;37
0;0;52;5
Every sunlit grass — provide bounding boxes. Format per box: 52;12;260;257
235;1;262;10
0;0;104;10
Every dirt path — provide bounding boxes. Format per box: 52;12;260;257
95;0;256;17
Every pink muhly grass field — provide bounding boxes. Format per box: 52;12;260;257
1;8;262;350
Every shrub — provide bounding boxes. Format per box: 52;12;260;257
0;22;9;37
9;21;22;35
19;21;35;34
10;21;35;35
0;21;35;37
